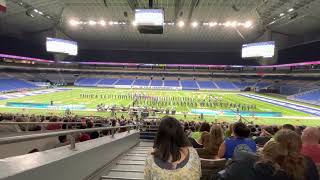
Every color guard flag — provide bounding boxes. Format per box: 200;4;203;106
0;0;6;12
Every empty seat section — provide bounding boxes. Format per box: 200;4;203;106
0;79;38;92
181;80;199;90
150;80;163;87
197;81;217;89
115;79;134;86
133;79;150;86
75;78;101;86
255;82;271;89
233;81;255;89
215;81;237;89
97;78;118;86
295;89;320;103
164;80;180;87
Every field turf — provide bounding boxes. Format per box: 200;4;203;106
0;88;319;127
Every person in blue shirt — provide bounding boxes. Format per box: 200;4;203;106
218;122;256;159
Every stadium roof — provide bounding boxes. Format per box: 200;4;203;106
0;0;320;51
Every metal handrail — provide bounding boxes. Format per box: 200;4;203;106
0;125;138;150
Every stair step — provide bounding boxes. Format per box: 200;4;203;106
112;164;145;171
117;160;146;165
122;157;146;161
101;176;143;180
133;148;152;151
122;155;147;161
126;154;148;157
102;171;144;179
129;151;149;154
110;169;144;173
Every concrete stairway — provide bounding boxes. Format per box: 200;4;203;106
101;142;153;180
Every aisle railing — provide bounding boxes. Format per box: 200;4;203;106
0;125;138;150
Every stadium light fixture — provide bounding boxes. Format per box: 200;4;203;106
279;13;285;17
224;21;231;27
244;21;252;28
69;19;79;26
288;8;294;12
99;20;106;26
178;21;185;27
231;21;237;27
89;20;97;26
191;21;198;28
209;22;217;27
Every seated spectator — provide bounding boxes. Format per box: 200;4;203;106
192;122;210;141
144;116;201;180
54;135;70;148
0;115;21;132
254;126;273;147
225;123;234;137
301;127;320;163
46;117;62;130
282;124;295;131
87;120;99;139
79;133;91;142
28;116;41;131
217;129;319;180
274;129;319;180
198;124;224;159
218;122;256;159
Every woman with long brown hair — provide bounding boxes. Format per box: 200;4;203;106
144;116;201;180
217;129;319;180
273;129;318;180
199;124;224;159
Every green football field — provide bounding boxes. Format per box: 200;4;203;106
0;87;319;127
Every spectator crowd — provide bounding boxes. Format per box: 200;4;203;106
0;113;319;180
144;116;320;180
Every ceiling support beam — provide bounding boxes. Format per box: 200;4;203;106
103;0;108;7
127;0;139;12
173;0;183;22
187;0;199;22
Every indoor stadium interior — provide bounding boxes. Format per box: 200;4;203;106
0;0;319;180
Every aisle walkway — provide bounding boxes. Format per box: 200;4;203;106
101;142;152;180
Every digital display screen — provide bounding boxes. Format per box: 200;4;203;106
46;37;78;56
135;9;164;26
242;41;275;58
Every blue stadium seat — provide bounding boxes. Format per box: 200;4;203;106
215;81;237;89
115;79;134;86
163;80;180;87
233;81;256;89
97;78;118;86
180;80;199;90
133;79;150;86
0;79;38;92
197;81;218;89
150;80;163;87
75;78;101;87
255;82;271;89
294;89;320;105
